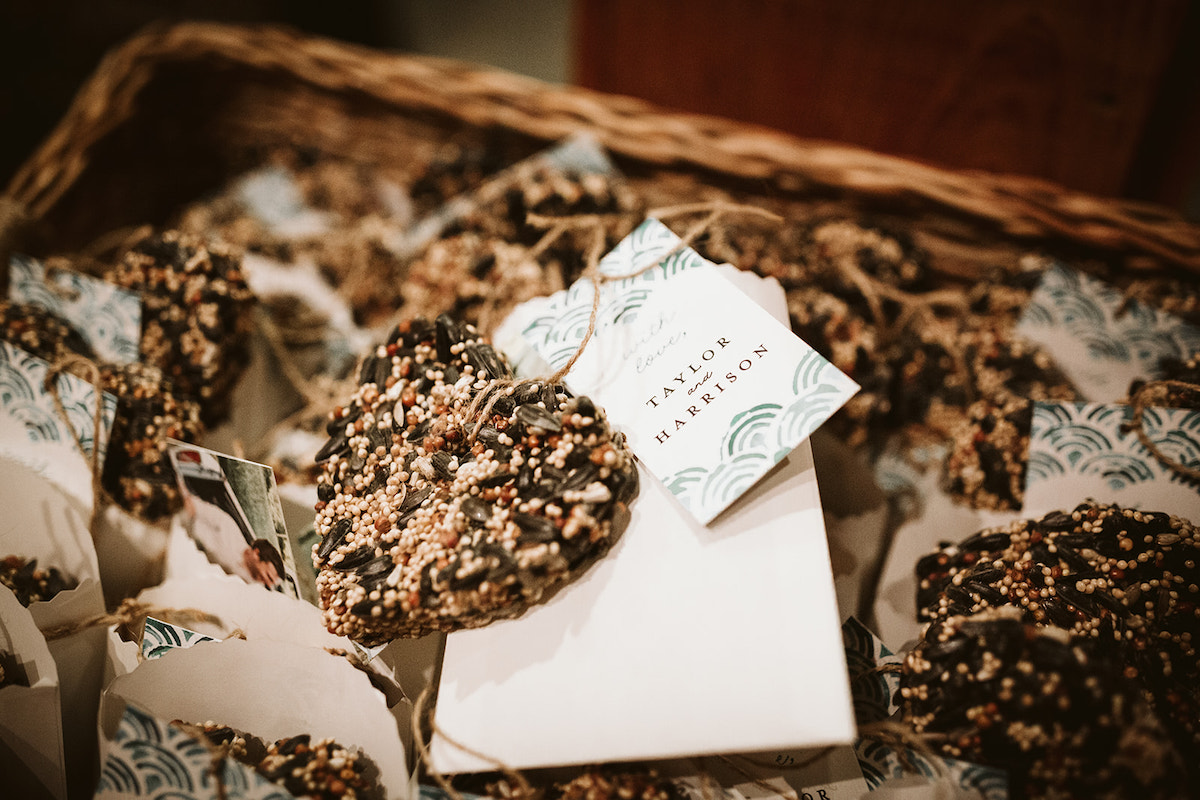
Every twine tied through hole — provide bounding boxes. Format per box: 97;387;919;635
411;685;534;800
43;353;113;532
462;201;784;444
1127;379;1200;482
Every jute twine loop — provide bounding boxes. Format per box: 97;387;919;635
857;718;946;779
849;661;903;690
43;352;112;532
412;685;534;800
37;597;222;641
1128;379;1200;481
171;719;232;800
247;308;357;463
464;202;784;444
816;229;970;345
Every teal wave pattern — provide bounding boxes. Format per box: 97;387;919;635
855;737;1008;798
9;254;142;364
1025;450;1067;484
97;704;292;799
520;219;706;370
141;617;217;661
1021;263;1200;380
841;617;899;725
661;356;857;519
700;451;771;510
1027;401;1200;493
0;341;116;465
724;404;781;456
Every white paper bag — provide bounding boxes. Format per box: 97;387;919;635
0;585;66;800
0;448;107;798
100;638;410;799
432;440;856;772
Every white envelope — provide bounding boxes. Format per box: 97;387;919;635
431;436;855;771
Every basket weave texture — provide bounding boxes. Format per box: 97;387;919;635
3;20;1200;273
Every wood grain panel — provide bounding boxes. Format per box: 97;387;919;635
574;0;1189;197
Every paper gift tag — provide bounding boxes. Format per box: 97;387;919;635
508;218;858;524
432;442;855;771
432;260;855;772
0;586;66;800
1023;400;1200;520
0;340;117;467
1016;263;1200;402
8;254;142;365
166;441;301;600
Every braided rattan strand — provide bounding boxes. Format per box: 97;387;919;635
4;21;1200;271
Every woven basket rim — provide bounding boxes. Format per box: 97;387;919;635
4;19;1200;270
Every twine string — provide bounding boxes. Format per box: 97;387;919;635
43;353;111;532
171;719;232;800
1128;379;1200;481
464;202;784;442
38;598;223;641
857;719;946;779
412;685;534;800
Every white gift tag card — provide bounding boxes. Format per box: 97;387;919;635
513;219;858;524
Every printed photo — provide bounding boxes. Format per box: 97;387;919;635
167;441;300;598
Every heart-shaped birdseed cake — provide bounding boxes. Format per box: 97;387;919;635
314;314;638;643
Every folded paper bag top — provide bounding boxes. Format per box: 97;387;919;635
100;637;410;799
0;446;107;799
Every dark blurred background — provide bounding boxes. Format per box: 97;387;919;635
2;0;1199;217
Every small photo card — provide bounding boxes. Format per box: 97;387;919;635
0;340;117;467
1016;263;1200;402
166;441;301;599
9;254;142;366
513;218;859;524
1024;400;1200;522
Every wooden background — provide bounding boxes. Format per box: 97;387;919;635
575;0;1200;210
2;2;1198;214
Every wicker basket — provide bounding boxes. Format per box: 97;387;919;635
3;20;1200;280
